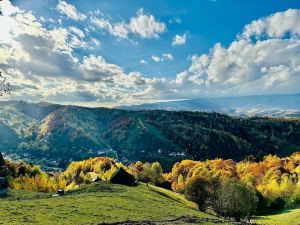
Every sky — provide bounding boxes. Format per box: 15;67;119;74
0;0;300;107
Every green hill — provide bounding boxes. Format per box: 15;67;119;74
1;101;300;170
0;182;230;225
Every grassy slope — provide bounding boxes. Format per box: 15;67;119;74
0;183;230;225
257;208;300;225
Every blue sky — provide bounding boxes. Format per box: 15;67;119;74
1;0;300;106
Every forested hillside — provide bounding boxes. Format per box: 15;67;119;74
0;101;300;170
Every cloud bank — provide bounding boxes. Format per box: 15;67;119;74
0;0;300;106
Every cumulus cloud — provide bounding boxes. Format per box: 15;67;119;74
140;59;147;64
151;53;174;62
162;53;174;61
179;9;300;96
241;9;300;40
128;9;166;39
172;33;187;46
56;0;86;21
151;55;161;62
91;8;166;39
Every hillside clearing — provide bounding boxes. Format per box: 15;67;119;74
0;182;230;225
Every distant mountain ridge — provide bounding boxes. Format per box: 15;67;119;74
0;100;300;170
120;94;300;117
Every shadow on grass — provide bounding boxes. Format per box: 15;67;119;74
98;216;225;225
149;187;185;204
256;208;293;217
253;208;297;224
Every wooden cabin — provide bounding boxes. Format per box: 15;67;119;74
110;167;136;186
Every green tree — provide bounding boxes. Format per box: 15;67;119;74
215;178;258;221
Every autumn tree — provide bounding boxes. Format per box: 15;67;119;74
135;162;166;186
184;176;220;211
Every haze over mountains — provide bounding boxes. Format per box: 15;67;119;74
0;100;300;171
120;94;300;118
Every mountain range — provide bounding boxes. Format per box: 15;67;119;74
120;94;300;118
0;100;300;170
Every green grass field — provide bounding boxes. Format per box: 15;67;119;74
257;208;300;225
0;182;230;225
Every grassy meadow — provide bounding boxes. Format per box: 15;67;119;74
0;182;230;225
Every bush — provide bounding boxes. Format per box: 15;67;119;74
184;176;219;211
215;178;258;221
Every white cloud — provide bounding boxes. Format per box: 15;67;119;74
151;55;161;62
91;8;166;40
128;8;166;39
151;53;173;62
140;59;147;64
92;18;129;39
162;53;174;61
172;34;187;46
241;9;300;40
91;38;101;47
56;0;86;21
69;26;85;39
